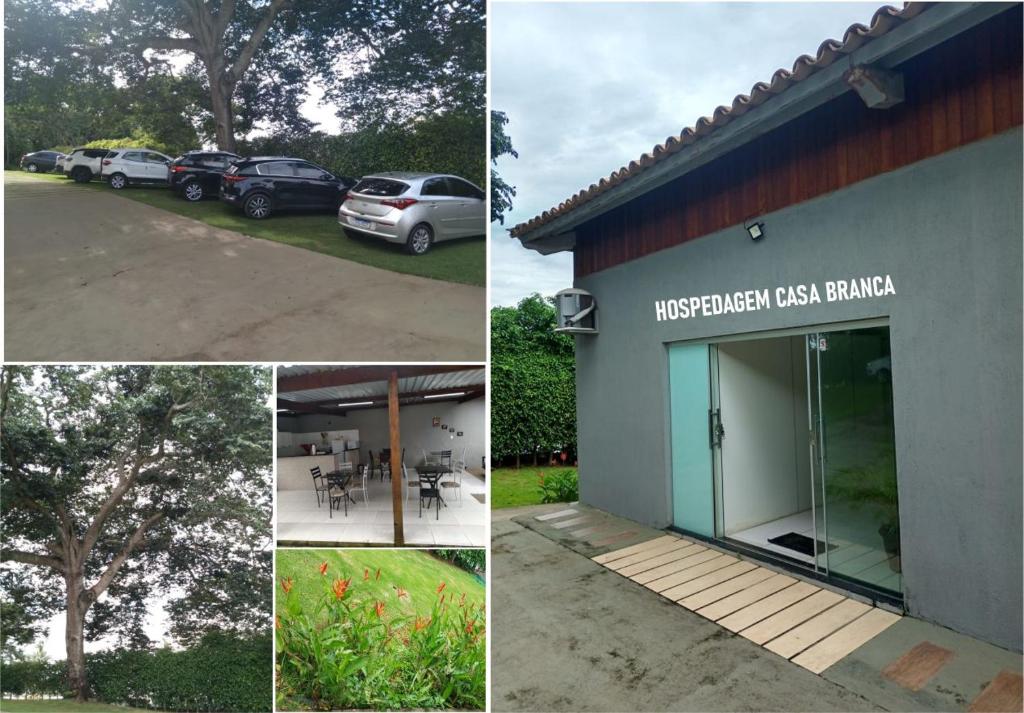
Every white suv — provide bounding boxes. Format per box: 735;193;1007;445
63;148;113;183
101;149;174;189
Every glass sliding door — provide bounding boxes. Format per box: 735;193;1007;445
668;343;716;538
809;327;902;594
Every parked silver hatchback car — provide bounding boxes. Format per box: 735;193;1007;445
338;172;485;255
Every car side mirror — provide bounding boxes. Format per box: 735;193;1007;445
322;173;334;182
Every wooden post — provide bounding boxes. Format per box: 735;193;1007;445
389;370;404;546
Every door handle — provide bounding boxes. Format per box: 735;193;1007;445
708;408;724;448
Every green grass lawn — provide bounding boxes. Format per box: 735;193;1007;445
492;466;577;509
275;549;484;618
5;170;484;286
0;700;150;712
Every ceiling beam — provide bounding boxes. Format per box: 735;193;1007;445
300;386;486;407
276;387;486;416
278;365;481;394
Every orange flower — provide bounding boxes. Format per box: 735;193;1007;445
275;615;282;630
414;616;430;631
459;592;466;606
440;593;446;605
363;568;369;581
319;561;328;576
436;582;446;595
396;587;408;599
374;600;386;618
465;620;474;634
375;568;381;581
332;577;351;600
280;577;293;594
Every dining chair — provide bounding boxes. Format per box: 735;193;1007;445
327;473;350;518
380;449;392;480
309;466;329;507
440;453;464;506
403;463;420;505
347;463;370;506
418;466;442;520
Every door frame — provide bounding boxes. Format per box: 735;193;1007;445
665;316;903;607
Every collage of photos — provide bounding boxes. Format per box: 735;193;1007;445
2;1;1024;713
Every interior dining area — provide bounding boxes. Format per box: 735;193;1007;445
275;364;487;547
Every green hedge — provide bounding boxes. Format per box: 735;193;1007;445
0;633;271;712
238;111;485;188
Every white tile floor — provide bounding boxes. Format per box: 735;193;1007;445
729;510;901;592
276;469;487;547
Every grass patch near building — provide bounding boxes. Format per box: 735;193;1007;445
6;171;484;286
493;466;578;509
0;700;150;712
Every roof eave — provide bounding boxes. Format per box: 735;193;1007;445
515;2;1011;254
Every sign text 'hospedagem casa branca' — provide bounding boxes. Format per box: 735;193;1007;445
654;274;896;322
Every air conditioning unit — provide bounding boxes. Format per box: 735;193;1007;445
554;288;598;334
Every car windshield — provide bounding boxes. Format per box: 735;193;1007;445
352;178;409;196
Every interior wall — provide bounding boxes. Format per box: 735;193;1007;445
277;399;485;469
718;336;808;534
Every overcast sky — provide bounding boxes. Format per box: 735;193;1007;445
489;1;884;307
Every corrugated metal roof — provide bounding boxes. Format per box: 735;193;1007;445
278;367;485;403
510;2;932;239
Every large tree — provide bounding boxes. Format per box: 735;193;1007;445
0;366;272;701
491;110;518;225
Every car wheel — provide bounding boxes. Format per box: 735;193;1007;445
71;168;92;183
183;182;204;201
243;192;272;219
108;173;128;190
406;223;433;255
25;163;38;173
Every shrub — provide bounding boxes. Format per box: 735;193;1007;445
0;633;271;712
82;130;173;156
538;468;579;504
276;566;485;711
433;549;485;574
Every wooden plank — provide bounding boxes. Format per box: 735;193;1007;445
663;561;759;603
718;581;820;632
678;567;777;612
605;538;695;571
697;573;798;621
765;598;871;659
791;608;901;674
591;535;677;564
968;670;1024;713
740;590;845;645
612;542;701;575
630;547;716;584
550;516;591;530
881;641;955;692
645;553;736;594
535;509;578;522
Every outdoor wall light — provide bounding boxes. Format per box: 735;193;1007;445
745;221;765;241
843;64;904;109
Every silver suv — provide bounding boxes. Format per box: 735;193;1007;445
338;172;485;255
63;148;113;183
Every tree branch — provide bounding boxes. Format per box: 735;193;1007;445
214;0;237;39
138;35;201;53
228;0;292;81
85;513;165;602
1;549;63;571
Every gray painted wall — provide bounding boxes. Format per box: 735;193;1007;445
574;129;1023;650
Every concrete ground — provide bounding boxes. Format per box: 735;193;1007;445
3;173;484;361
493;506;1023;712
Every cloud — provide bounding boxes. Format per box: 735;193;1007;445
490;1;881;306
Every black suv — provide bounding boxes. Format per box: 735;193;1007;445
219;157;356;219
20;150;65;173
169;150;240;201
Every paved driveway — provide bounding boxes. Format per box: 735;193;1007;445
4;173;484;361
492;515;880;712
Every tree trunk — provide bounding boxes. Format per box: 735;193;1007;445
64;571;89;702
207;65;237;153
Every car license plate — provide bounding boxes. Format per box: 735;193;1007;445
351;217;374;229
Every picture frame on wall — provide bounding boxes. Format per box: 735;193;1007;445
432;417;440;427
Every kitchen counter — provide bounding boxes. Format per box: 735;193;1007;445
277;451;361;491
